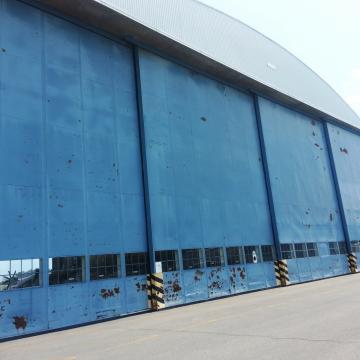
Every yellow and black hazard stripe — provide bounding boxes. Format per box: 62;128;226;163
147;273;165;310
348;253;357;274
274;261;282;286
278;259;290;286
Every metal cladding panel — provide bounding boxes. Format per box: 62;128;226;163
259;97;344;243
0;0;147;338
139;49;274;250
94;0;360;128
328;124;360;240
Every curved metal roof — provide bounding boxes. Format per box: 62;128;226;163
33;0;360;128
92;0;359;127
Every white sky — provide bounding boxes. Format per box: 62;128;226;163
200;0;360;117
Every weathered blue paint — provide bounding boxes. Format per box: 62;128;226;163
0;0;147;339
182;269;208;303
259;98;348;280
1;0;359;341
138;50;277;304
327;124;360;241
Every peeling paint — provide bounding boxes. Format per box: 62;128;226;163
100;288;120;299
13;316;27;330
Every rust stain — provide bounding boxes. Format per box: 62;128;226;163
13;316;27;330
100;288;120;299
172;280;182;293
194;269;204;282
238;267;246;280
340;147;348;154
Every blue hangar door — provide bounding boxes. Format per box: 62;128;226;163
138;50;277;307
259;98;348;283
0;0;148;338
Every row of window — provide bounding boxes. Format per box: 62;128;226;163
0;246;273;291
1;241;350;291
0;253;147;291
280;241;347;259
157;245;275;272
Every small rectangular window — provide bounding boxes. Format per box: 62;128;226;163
125;252;148;276
90;254;119;280
261;245;274;262
49;256;85;285
226;247;244;265
338;241;347;255
280;244;295;259
0;259;41;291
205;248;225;267
244;246;261;264
351;241;360;253
182;249;204;270
155;250;179;272
306;243;319;257
294;243;307;258
328;242;339;255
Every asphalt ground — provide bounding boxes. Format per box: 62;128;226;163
1;274;360;360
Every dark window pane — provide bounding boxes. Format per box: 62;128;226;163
351;241;360;253
125;252;149;276
155;250;179;272
182;249;203;270
90;254;120;281
328;242;339;255
261;245;274;262
294;243;307;258
280;244;294;260
205;248;224;267
306;243;319;257
49;256;84;285
338;241;347;255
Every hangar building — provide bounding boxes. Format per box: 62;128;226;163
1;0;360;339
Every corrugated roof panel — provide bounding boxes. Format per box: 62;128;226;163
94;0;360;128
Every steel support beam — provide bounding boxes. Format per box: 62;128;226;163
132;45;155;273
323;121;352;254
253;94;282;261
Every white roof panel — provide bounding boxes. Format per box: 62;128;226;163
93;0;360;127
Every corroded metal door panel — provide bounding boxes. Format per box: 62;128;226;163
207;267;230;298
0;0;147;338
48;284;91;329
89;279;126;321
259;98;345;281
139;51;276;303
228;265;248;294
182;269;208;303
328;125;360;249
163;271;185;307
0;289;47;339
125;275;149;313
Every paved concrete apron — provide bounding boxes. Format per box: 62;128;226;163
1;274;360;360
